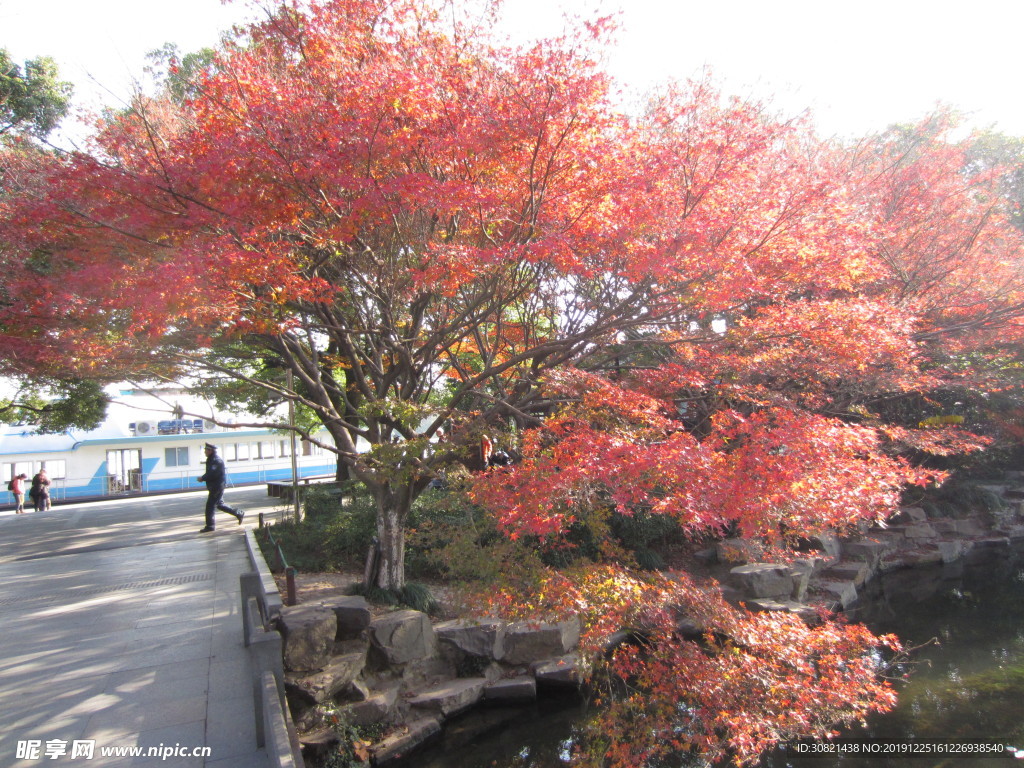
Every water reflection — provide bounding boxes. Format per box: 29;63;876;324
764;564;1024;768
398;695;586;768
407;566;1024;767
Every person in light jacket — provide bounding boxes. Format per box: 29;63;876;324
11;473;27;514
197;444;244;532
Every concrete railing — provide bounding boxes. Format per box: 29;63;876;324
240;529;303;768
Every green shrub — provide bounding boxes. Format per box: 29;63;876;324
612;509;683;552
256;486;377;572
610;508;684;569
398;582;438;613
634;548;666;571
405;483;550;590
931;480;1008;518
303;484;345;520
347;580;440;615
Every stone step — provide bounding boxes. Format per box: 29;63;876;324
820;560;871;587
977;484;1009;496
746;598;818;622
298;726;336;749
370;716;442;765
408;677;487;718
484;676;537;702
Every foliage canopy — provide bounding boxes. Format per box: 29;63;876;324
2;2;1024;762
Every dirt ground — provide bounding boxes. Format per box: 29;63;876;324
274;570;362;603
273;570;462;616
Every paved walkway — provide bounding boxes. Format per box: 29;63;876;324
0;488;287;767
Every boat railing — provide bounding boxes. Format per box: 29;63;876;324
4;460;336;505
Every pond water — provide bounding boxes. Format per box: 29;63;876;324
407;561;1024;768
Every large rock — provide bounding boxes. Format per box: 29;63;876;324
321;595;372;640
789;558;821;602
532;654;580;688
399;655;457;687
369;609;437;665
497;617;580;665
843;537;897;568
817;579;858;610
675;617;705;640
730;563;794;599
279;604;337;672
340;684;401;727
896;506;929;523
284;645;368;705
902;523;939;541
976;484;1008;497
878;551;913;573
807;531;842;565
938;539;968;564
953;517;986;536
435;619;504;659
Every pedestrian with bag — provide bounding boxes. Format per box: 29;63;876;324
8;473;28;513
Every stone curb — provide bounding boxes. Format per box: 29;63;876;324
242;528;302;767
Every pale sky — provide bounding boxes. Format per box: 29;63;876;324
2;0;1023;141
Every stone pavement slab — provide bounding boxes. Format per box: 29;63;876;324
0;488;284;767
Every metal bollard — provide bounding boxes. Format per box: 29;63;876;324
285;566;297;606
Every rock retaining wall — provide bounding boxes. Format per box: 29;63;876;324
278;596;582;765
715;472;1024;620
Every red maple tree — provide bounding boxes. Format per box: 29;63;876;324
2;2;1023;762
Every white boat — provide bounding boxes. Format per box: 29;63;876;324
0;387;337;503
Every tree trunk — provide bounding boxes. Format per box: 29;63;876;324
373;485;411;591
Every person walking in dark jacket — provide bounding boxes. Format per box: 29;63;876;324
30;469;51;512
197;443;244;532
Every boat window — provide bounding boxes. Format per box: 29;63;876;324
164;447;189;467
40;460;66;479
